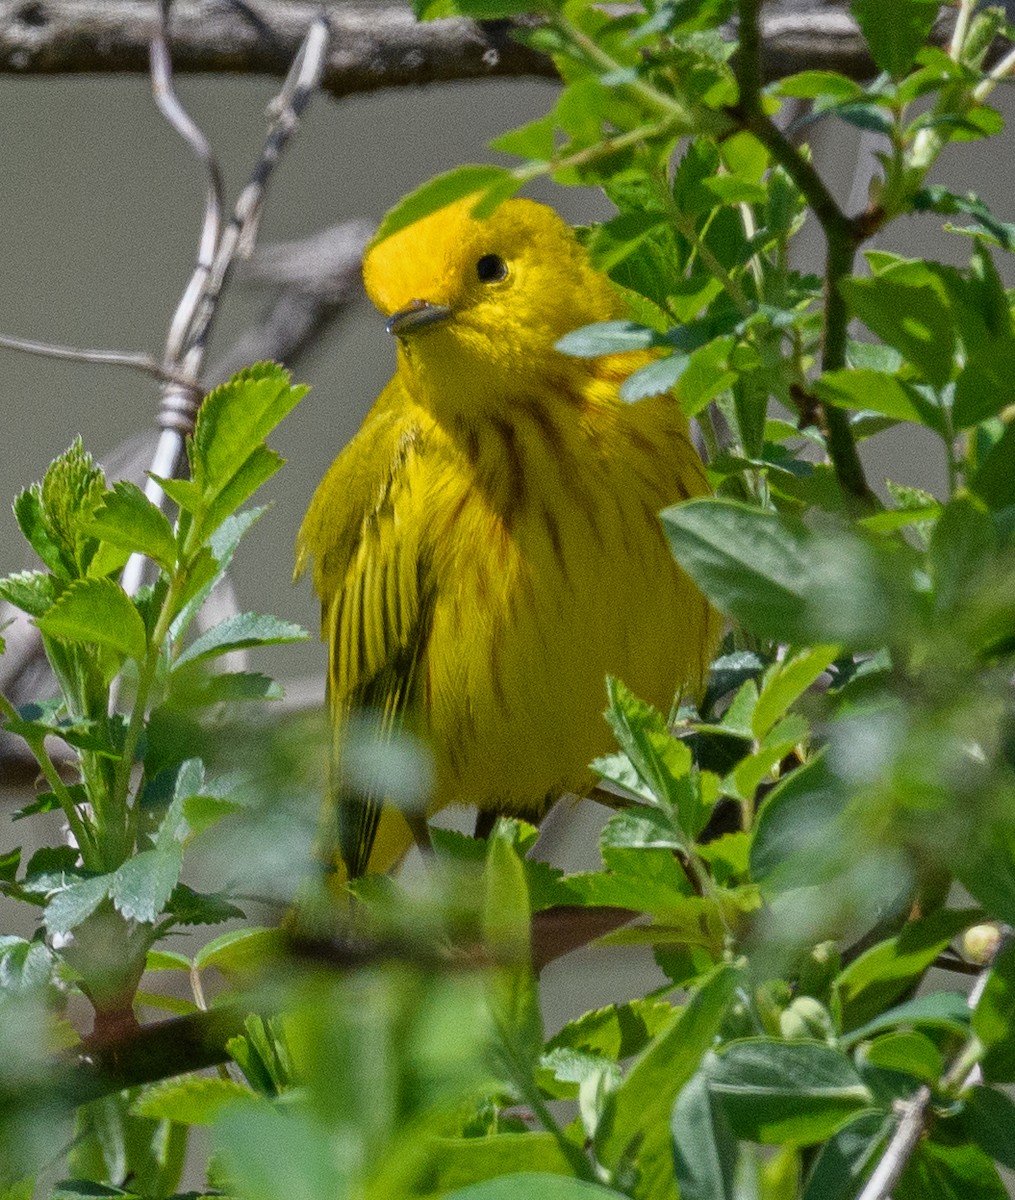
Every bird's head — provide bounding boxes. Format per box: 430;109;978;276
362;195;624;417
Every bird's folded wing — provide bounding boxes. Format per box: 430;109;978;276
295;384;434;876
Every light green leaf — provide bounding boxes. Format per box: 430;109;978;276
442;1171;624;1199
555;320;662;358
929;493;997;614
852;0;940;78
840;272;955;387
133;1076;253;1126
36;578;147;662
84;481;177;572
0;571;58;618
752;646;839;740
813;368;944;434
195;927;283;978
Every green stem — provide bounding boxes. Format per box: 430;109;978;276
660;191;753;318
0;690;98;868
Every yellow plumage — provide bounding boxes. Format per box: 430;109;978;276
295;196;720;877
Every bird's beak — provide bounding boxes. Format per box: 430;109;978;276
385;299;453;337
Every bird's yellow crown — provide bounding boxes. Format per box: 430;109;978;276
362;196;624;419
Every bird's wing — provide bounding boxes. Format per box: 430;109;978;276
296;381;434;877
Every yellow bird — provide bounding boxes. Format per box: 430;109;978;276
296;195;720;878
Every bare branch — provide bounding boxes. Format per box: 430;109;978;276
0;332;173;382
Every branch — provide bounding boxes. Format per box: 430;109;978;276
0;1;990;92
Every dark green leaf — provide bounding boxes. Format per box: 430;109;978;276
814;368;945;434
707;1039;872;1143
174;612;307;669
546;998;678;1061
802;1111;892;1200
852;0;940;77
896;1138;1008;1200
963;1085;1015;1170
839;992;971;1048
954;340;1015;429
971;422;1015;512
661;499;811;642
750;751;847;887
165;884;245;927
973;938;1015;1082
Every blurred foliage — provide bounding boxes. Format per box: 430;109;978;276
4;0;1015;1197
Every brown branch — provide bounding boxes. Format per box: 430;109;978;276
0;1;979;92
0;1;557;94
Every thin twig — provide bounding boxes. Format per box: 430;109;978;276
0;333;177;383
856;1085;933;1200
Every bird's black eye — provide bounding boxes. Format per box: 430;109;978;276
476;253;508;284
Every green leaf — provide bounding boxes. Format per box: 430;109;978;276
51;1185;140;1200
864;1030;943;1084
0;571;58;618
707;1039;872;1143
836;908;980;1032
415;0;555;17
43;875;112;936
36;578;147;662
443;1172;625;1199
661;499;810;642
750;751;848;888
133;1076;253;1126
840;272;955;388
929;494;997;614
852;0;940;77
0;939;55;992
954;340;1015;429
963;1085;1015;1170
971;422;1015;512
555;320;662;358
813;368;945;434
373;166;517;243
13;485;66;576
596;963;740;1186
619;352;691;402
802;1111;892;1200
896;1139;1008;1200
973;938;1015;1083
671;1072;737;1200
775;71;864;101
752;646;838;741
195;927;283;977
214;1104;345;1200
165;883;245;927
84;481;177;573
109;844;183;925
838;992;971;1048
174;612;307;668
189;364;307;529
546;998;678;1061
489;113;557;161
169;670;283;708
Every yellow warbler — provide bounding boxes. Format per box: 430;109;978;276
296;195;720;878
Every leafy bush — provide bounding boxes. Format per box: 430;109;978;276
3;0;1015;1197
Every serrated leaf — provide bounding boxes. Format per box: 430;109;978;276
0;571;59;617
620;352;691;401
84;481;177;572
170;670;283;708
133;1076;253;1125
109;844;183;924
174;612;307;668
44;875;112;935
36;578;147;662
165;883;245;927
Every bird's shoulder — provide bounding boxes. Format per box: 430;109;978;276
294;376;436;599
